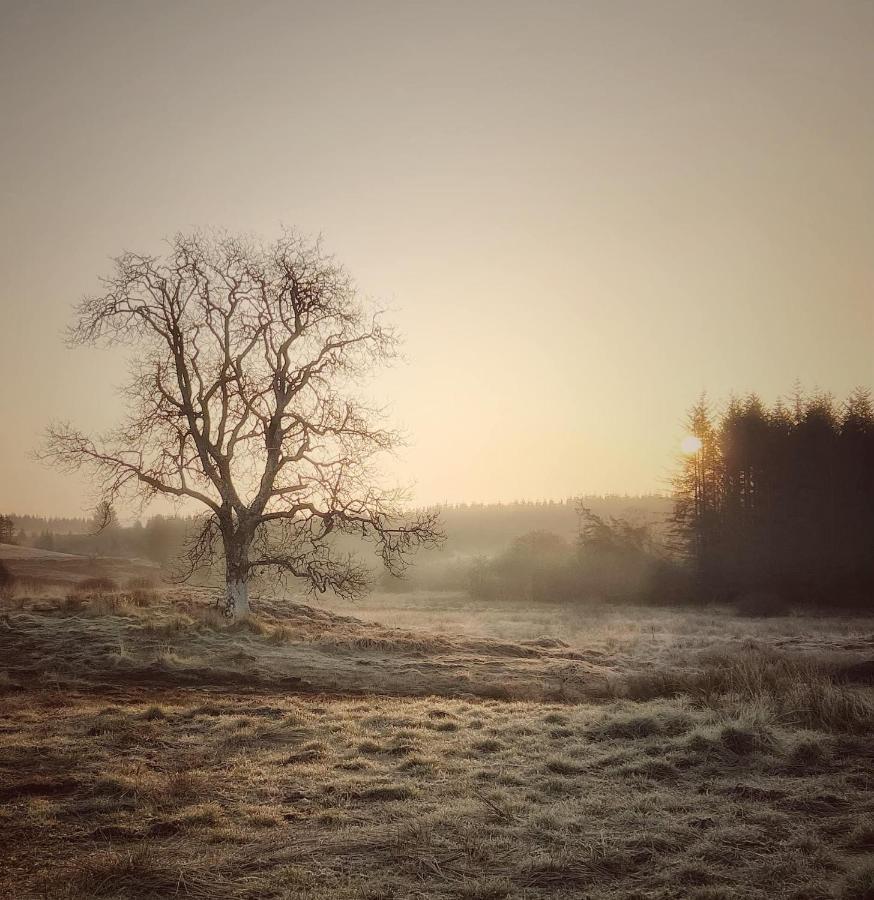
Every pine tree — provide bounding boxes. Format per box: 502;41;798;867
670;395;723;594
0;516;15;545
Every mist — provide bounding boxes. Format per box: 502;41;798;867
1;3;873;898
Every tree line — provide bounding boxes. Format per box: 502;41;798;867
10;384;870;613
0;515;15;545
7;513;199;565
6;497;671;567
466;385;874;612
672;386;874;608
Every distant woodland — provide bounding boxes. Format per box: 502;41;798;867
4;496;669;566
4;386;872;612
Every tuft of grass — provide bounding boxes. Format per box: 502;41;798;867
718;723;778;756
397;754;437;773
164;770;208;803
456;876;513;899
780;679;874;733
588;705;692;741
522;844;647;886
358;782;416;802
543;712;568;725
618;758;677;780
64;847;218;898
431;719;460;732
788;736;829;768
176;802;225;828
840;863;874;900
545;755;584;776
128;588;156;607
621;650;874;733
139;704;167;721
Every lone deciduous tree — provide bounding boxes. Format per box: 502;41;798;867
43;230;442;617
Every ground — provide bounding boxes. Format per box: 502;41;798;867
0;553;873;898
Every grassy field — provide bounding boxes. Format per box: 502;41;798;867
1;567;873;898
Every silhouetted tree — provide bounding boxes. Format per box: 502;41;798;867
576;504;666;601
670;395;723;593
0;516;15;545
42;230;442;617
836;388;874;599
672;386;874;608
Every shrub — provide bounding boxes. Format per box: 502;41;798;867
467;512;688;605
468;531;580;604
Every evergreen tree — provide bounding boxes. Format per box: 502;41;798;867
0;515;15;545
672;386;874;608
670;395;723;594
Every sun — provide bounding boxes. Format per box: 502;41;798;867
681;434;703;454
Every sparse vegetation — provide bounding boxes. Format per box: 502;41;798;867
1;572;872;897
77;576;119;593
2;667;872;898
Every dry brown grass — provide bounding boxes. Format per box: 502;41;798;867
3;586;873;704
1;583;872;897
0;589;616;700
620;650;874;732
1;682;873;899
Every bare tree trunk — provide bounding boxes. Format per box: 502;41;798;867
223;533;251;619
225;569;250;618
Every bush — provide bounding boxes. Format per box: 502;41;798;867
467;513;686;605
469;531;579;603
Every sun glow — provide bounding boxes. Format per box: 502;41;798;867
681;435;703;455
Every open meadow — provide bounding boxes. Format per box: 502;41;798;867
1;552;873;899
4;6;874;896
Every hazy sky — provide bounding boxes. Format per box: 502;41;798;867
1;0;872;518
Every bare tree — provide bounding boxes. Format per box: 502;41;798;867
42;230;442;617
90;500;118;534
